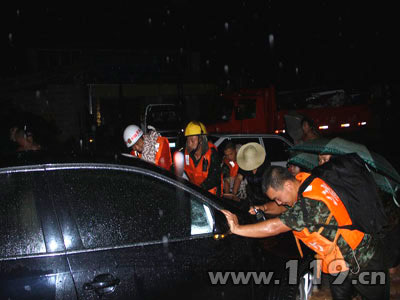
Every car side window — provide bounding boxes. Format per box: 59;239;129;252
217;137;260;154
0;172;46;258
54;169;212;249
190;198;213;235
262;138;291;162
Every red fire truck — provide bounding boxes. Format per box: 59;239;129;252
205;86;372;138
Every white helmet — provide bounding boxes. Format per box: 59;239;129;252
123;124;143;148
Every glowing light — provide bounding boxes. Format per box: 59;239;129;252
213;234;226;240
96;101;101;127
49;240;58;252
274;129;286;134
341;123;350;128
173;151;185;177
319;125;329;130
64;235;72;248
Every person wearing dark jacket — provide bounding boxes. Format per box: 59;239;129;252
233;142;271;206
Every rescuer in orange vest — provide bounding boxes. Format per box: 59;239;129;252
182;121;222;196
221;142;241;200
221;166;389;300
123;124;172;170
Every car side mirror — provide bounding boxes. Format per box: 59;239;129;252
212;209;230;237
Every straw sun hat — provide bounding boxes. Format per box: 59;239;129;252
236;142;266;171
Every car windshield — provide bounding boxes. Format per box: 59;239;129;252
147;106;181;130
201;96;233;123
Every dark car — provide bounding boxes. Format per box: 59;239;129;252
0;152;313;300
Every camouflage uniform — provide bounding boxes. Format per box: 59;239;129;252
279;196;377;272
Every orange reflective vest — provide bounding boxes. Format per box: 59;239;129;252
223;158;239;178
130;136;172;171
293;172;365;274
184;142;222;195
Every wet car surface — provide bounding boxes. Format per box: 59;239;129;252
0;153;311;299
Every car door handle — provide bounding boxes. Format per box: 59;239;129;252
83;273;120;295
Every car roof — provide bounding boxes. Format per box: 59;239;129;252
0;150;243;214
208;133;293;145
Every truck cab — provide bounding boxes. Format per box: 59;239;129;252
205;87;277;134
205;86;372;139
142;104;184;152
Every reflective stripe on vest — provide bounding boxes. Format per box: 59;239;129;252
223;158;239;178
293;172;365;274
154;136;172;171
130;150;141;158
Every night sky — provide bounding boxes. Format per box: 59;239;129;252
2;1;399;90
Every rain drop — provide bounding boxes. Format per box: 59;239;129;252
162;235;168;245
166;56;170;64
8;33;13;42
159;208;164;217
166;9;170;16
206;59;210;66
268;34;275;48
224;65;229;74
224;22;229;31
148;18;152;25
16;9;20;16
295;67;299;75
278;61;283;68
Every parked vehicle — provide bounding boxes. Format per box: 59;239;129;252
142;103;184;152
0;154;313;300
210;133;293;167
205;86;371;136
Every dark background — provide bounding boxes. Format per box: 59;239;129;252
2;1;399;88
1;1;399;164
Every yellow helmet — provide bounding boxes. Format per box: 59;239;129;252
184;121;207;136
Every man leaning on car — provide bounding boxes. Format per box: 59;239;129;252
222;166;389;300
